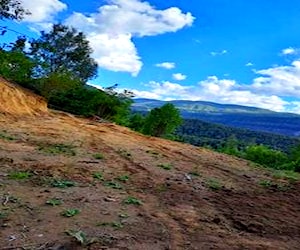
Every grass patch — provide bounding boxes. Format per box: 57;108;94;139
8;171;32;180
66;230;96;246
61;208;80;217
38;143;76;156
206;178;222;191
272;170;300;183
157;163;172;170
104;181;123;190
123;196;143;205
97;221;124;229
117;175;129;182
0;131;15;141
51;179;76;188
46;198;63;206
259;179;290;191
93;172;104;180
93;153;104;160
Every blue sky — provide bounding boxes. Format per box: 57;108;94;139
2;0;300;113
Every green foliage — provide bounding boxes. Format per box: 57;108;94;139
117;175;129;182
66;230;95;246
46;198;63;206
0;131;15;141
92;172;104;180
103;181;123;190
8;171;31;180
30;24;97;82
0;49;35;87
38;143;76;156
51;179;76;188
93;153;104;160
157;163;173;170
142;103;182;137
123;197;143;205
0;0;29;20
61;208;80;217
128;113;145;132
245;145;288;169
206;178;222;190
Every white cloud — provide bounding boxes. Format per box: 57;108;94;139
245;62;254;67
173;73;187;81
252;60;300;98
65;0;194;75
132;76;289;112
155;62;176;69
20;0;67;23
281;47;298;56
210;49;227;56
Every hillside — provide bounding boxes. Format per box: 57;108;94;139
0;81;300;249
132;98;300;137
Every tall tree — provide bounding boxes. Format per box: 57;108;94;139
142;103;182;137
30;24;98;82
0;0;28;20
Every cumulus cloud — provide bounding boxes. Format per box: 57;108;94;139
172;73;187;81
155;62;176;69
132;76;289;112
245;62;254;67
281;47;299;56
20;0;67;24
65;0;194;75
252;60;300;98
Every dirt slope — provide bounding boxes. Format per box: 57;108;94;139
0;81;299;249
0;77;47;116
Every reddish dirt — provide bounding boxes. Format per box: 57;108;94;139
0;81;300;249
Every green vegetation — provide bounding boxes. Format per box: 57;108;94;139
93;153;104;160
97;221;124;229
38;143;76;156
129;103;182;138
46;198;63;206
0;131;15;141
206;178;222;190
103;181;123;190
66;230;95;246
123;197;143;205
0;0;29;20
92;172;104;180
117;175;130;182
8;171;31;180
61;208;80;217
157;163;173;170
51;179;76;188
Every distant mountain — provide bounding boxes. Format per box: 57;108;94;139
132;98;300;137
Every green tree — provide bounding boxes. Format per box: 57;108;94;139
142;103;182;137
30;24;98;82
0;0;29;20
128;113;146;132
245;145;288;169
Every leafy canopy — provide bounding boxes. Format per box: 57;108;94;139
142;103;182;137
30;24;98;82
0;0;29;20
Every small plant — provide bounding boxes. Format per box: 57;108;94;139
206;178;222;190
46;198;63;206
51;179;76;188
93;172;104;180
97;221;124;229
38;143;76;156
104;181;123;190
118;149;132;159
157;163;172;170
66;230;96;246
123;196;143;205
0;131;15;141
93;153;104;160
8;171;32;180
117;175;129;182
61;208;80;217
272;170;300;183
259;179;272;188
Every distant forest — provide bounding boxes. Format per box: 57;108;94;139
175;119;300;153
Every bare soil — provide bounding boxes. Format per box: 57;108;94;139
0;80;299;249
